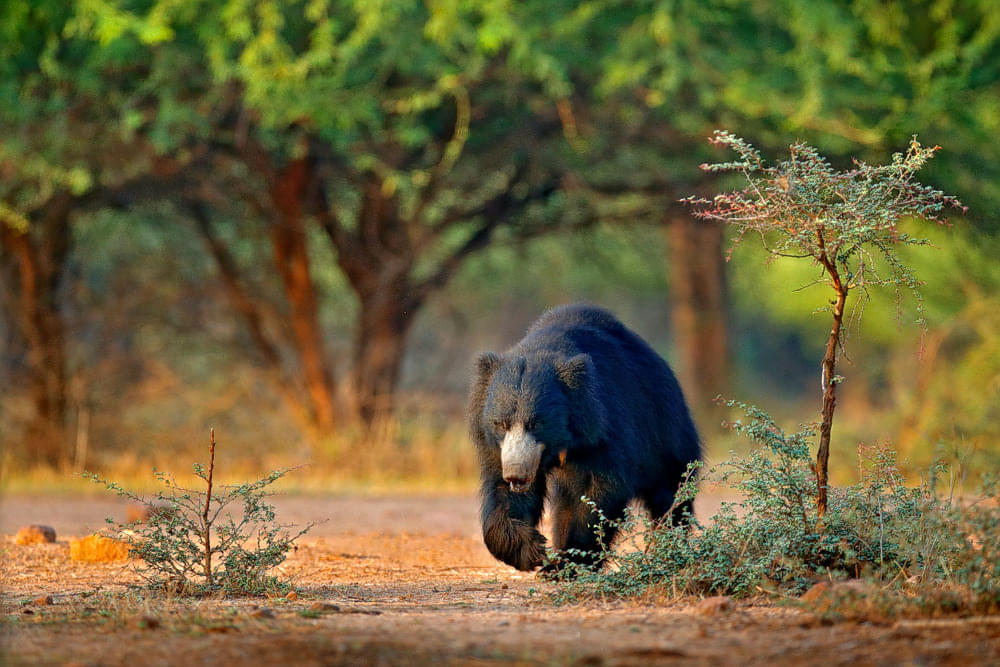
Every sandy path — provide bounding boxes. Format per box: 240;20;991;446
0;492;732;538
3;493;999;666
0;494;484;540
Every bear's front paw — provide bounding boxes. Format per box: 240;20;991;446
509;521;547;571
484;516;547;571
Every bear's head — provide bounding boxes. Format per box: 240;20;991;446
474;351;607;492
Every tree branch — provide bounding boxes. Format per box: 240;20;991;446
189;201;328;438
188;202;284;370
414;178;559;302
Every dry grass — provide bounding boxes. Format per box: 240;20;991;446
69;534;131;562
0;421;479;497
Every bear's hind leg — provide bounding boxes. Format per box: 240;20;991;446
545;474;629;573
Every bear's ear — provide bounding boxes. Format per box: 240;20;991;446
556;354;607;445
469;352;503;444
475;352;502;382
555;354;591;390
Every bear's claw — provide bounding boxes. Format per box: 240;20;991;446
484;515;547;571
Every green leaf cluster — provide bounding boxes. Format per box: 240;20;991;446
689;132;964;335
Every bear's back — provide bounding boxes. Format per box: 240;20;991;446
524;303;623;338
514;303;699;472
519;304;688;420
520;303;654;365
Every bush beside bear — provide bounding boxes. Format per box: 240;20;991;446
468;304;701;572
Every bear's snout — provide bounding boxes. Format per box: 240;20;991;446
500;423;541;493
506;478;532;493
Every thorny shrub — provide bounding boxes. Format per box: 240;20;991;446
86;431;311;596
548;401;1000;615
684;131;965;517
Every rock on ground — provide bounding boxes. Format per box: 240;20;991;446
14;525;56;545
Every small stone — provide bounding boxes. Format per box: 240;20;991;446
69;534;130;562
797;613;822;628
249;608;275;619
131;615;161;630
32;595;54;606
799;582;831;603
125;504;149;523
800;580;870;604
15;525;56;545
341;606;382;616
695;595;734;615
285;590;298;601
307;602;340;612
500;583;509;590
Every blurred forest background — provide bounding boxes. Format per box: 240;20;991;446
2;0;998;491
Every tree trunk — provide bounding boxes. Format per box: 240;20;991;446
351;282;419;427
665;215;730;417
192;201;337;443
320;176;424;428
312;163;553;428
816;235;848;519
268;158;338;435
0;195;73;467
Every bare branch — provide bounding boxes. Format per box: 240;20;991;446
413;178;558;302
187;202;283;370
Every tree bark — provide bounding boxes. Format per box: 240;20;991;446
319;170;544;427
351;283;420;426
665;215;730;417
191;201;330;442
816;230;848;519
268;158;338;434
304;149;559;427
324;176;420;426
0;194;73;467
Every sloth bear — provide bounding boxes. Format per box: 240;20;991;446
468;304;701;571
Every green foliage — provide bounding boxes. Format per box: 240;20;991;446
40;0;1000;221
572;0;1000;235
1;1;209;218
949;474;1000;606
689;132;965;329
730;221;1000;345
891;286;1000;466
550;401;1000;610
85;436;310;596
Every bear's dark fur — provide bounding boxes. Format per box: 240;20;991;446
468;304;701;571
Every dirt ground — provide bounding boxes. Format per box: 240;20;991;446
3;494;1000;666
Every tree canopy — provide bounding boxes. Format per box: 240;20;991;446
2;0;997;463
